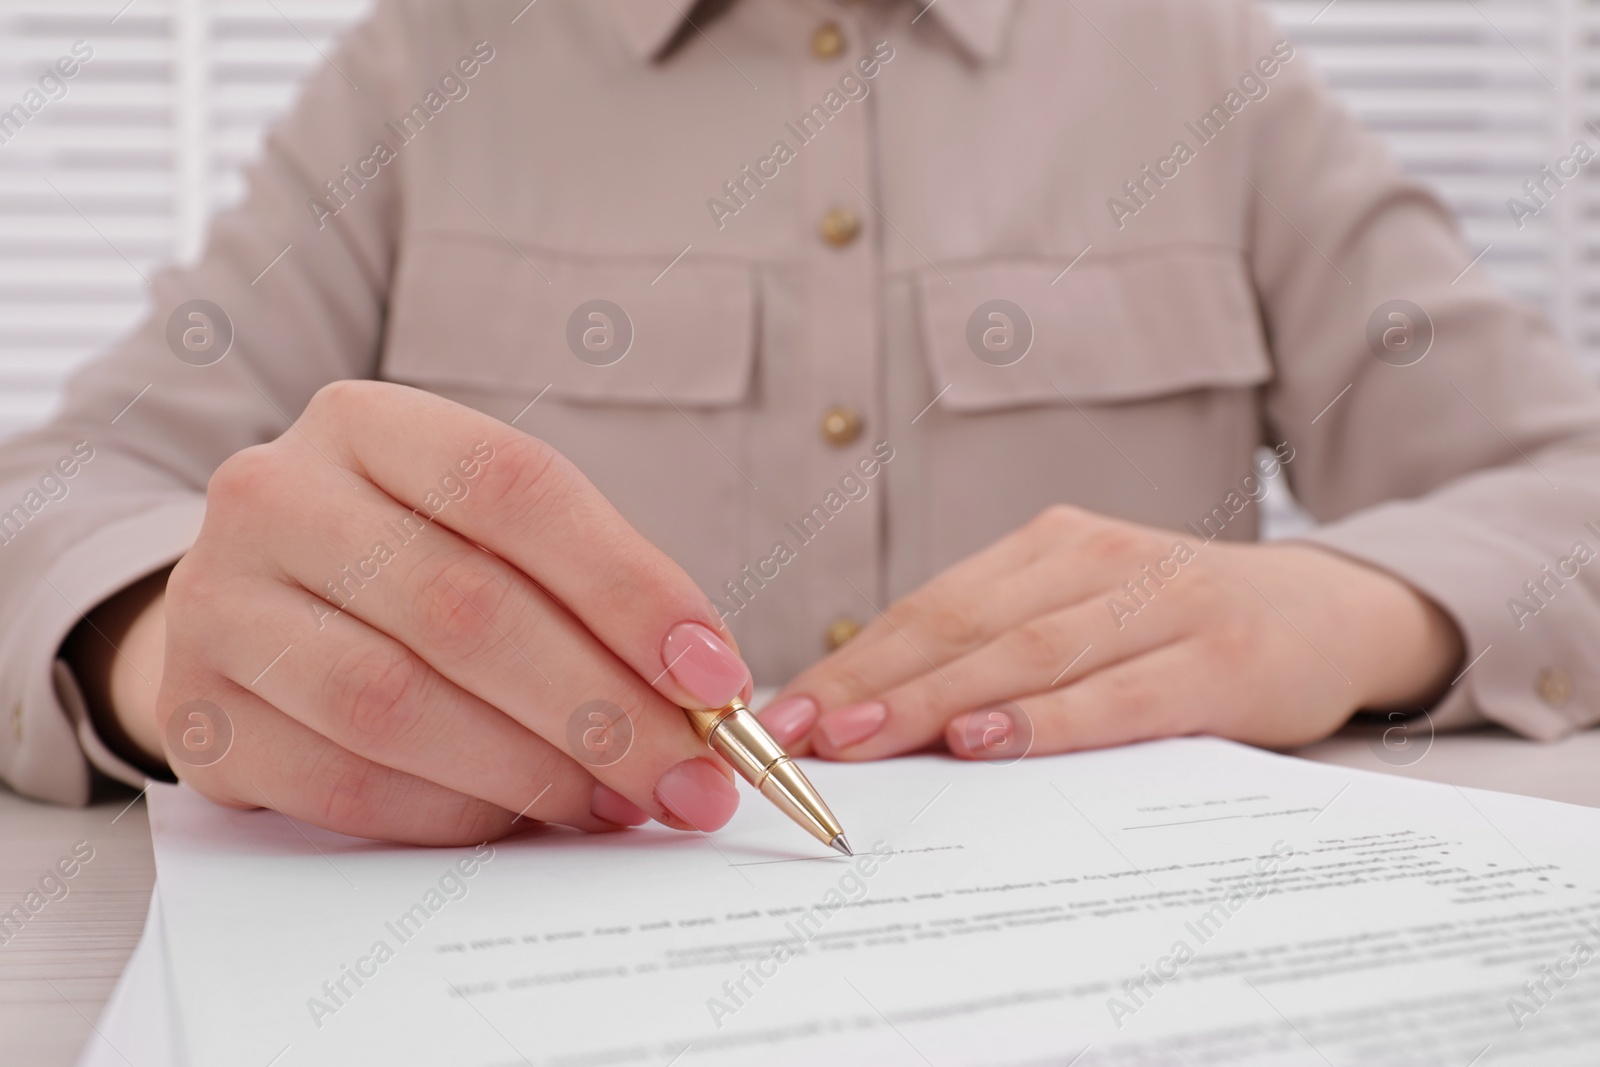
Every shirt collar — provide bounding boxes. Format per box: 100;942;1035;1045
917;0;1016;62
608;0;1017;64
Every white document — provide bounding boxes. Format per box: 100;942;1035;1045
142;737;1600;1066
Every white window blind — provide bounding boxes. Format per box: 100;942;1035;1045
1264;0;1573;334
0;0;372;438
0;0;1591;440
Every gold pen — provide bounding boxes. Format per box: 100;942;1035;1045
684;697;851;855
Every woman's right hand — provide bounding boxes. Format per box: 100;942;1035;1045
100;381;752;844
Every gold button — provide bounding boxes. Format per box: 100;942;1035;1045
1536;667;1572;708
820;405;863;446
826;617;863;651
820;207;861;247
812;21;846;60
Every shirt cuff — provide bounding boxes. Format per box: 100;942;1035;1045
1295;501;1592;741
0;496;204;805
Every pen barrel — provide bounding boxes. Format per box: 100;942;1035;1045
688;699;846;848
702;704;789;786
758;759;844;845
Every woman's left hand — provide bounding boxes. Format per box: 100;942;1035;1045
756;506;1464;762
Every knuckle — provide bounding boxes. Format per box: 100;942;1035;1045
413;554;513;658
1081;523;1144;563
206;444;282;514
1104;669;1158;724
1031;504;1085;541
802;659;880;710
309;747;386;831
161;561;240;668
473;434;570;528
879;597;917;632
1207;615;1256;663
519;749;572;802
920;602;986;652
441;795;513;844
305;378;381;421
333;643;429;751
1036;503;1082;529
1182;567;1228;607
1010;615;1067;670
163;553;215;614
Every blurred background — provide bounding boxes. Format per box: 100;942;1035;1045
0;0;1583;442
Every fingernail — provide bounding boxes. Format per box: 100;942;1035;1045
662;622;752;708
655;757;740;832
757;696;819;748
949;709;1009;757
818;701;888;749
590;784;651;826
948;706;1033;761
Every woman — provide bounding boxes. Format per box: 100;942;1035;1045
3;0;1595;843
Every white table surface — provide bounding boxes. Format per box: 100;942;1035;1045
3;722;1597;1066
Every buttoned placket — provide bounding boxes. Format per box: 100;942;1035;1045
791;0;883;655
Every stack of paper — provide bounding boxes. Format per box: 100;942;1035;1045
80;736;1600;1066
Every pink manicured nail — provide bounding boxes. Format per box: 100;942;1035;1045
818;701;888;749
591;784;651;826
757;696;819;748
948;706;1034;762
662;622;752;708
655;757;740;831
949;709;1010;757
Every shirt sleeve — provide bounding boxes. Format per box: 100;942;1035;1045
1237;1;1600;739
0;2;418;804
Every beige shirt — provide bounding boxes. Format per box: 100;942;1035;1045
5;0;1600;805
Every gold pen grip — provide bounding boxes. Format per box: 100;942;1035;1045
705;702;789;786
689;698;847;850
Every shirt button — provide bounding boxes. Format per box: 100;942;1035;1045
11;701;22;741
1536;667;1572;708
820;405;864;446
812;22;846;60
820;207;861;247
826;617;863;651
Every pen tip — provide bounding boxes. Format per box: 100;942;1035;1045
830;835;852;857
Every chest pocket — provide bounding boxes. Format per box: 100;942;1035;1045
379;230;758;593
904;247;1276;563
916;247;1272;412
382;231;755;405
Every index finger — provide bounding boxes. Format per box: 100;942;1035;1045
775;508;1063;709
302;381;751;711
762;508;1129;747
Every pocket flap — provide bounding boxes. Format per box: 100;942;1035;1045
918;249;1272;412
383;233;755;406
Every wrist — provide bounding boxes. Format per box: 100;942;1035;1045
61;567;172;773
1289;544;1464;711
